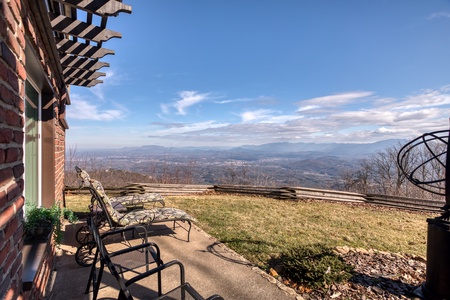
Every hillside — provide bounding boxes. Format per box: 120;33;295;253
70;139;405;189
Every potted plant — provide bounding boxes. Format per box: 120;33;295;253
24;202;78;245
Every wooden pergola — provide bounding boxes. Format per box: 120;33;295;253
37;0;132;88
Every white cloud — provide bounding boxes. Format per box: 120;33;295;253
68;96;125;121
297;105;320;112
149;120;230;136
297;91;374;110
150;87;450;146
428;12;450;20
213;97;252;104
69;86;444;148
240;109;274;122
239;109;301;124
160;103;170;115
87;69;121;100
162;91;211;115
390;89;450;110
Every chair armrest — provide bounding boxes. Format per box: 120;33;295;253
109;241;160;257
125;260;185;287
109;241;162;265
101;225;148;244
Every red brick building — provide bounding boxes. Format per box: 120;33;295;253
0;1;131;298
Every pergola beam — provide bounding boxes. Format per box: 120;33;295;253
52;0;132;16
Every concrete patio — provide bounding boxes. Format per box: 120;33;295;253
44;220;299;300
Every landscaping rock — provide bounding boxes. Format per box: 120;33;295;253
292;247;426;299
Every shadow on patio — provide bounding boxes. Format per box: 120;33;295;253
45;220;297;300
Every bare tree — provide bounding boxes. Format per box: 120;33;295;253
339;142;442;199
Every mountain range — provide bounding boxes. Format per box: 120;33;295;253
81;139;406;159
75;139;407;188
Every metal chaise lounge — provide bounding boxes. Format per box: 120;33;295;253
75;166;197;242
84;218;163;300
86;217;223;300
75;167;166;210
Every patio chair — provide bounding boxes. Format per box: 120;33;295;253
86;217;224;300
75;167;165;209
84;218;164;300
75;166;197;242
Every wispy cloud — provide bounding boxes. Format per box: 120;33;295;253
68;94;126;121
148;120;230;136
145;87;450;147
428;12;450;20
240;109;275;122
213;97;252;104
389;89;450;110
239;109;300;123
87;69;124;100
297;105;320;112
161;91;211;115
66;87;446;148
296;91;374;111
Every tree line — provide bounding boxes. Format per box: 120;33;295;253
335;142;445;200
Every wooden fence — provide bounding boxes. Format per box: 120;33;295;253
213;185;444;213
65;183;445;213
65;183;214;197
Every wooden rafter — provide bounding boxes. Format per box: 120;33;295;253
46;0;131;87
49;12;122;43
63;68;105;81
60;55;109;71
52;0;132;16
65;78;103;87
56;38;115;59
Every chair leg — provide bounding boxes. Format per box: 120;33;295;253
92;260;105;300
85;250;100;294
187;221;192;242
158;269;162;296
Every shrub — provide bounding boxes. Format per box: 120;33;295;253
280;243;353;290
24;202;78;245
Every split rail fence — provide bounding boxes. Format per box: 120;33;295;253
65;183;445;213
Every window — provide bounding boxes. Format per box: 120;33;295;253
24;79;42;206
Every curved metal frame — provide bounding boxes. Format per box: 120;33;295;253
397;128;449;211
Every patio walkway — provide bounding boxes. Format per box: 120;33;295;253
45;220;299;300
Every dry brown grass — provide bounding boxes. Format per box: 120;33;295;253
65;193;436;269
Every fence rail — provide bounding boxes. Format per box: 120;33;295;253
65;183;445;213
65;183;214;197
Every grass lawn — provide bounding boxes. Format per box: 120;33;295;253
65;193;435;271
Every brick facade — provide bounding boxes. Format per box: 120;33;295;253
0;0;67;299
0;0;27;298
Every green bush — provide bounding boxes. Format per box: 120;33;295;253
280;243;353;289
24;202;78;245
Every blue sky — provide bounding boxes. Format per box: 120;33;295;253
67;0;450;149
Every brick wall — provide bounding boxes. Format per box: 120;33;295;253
0;0;27;298
1;0;67;299
55;122;66;202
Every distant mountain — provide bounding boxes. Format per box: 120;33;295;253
234;139;406;158
79;139;407;159
73;139;408;188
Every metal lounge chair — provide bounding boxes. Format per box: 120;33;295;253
74;167;166;245
75;166;197;242
86;217;224;300
75;167;166;208
84;218;163;300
